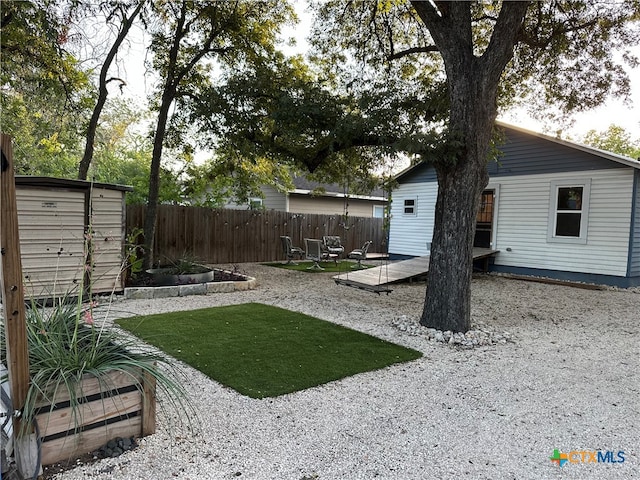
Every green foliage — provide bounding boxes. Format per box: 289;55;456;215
117;303;422;399
141;0;297;267
311;1;640;132
124;227;145;282
1;1;94;172
581;124;640;159
503;2;640;120
188;51;448;184
0;90;88;176
0;0;91;102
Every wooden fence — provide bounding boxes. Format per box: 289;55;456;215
126;205;387;265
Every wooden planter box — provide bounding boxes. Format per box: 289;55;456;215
34;369;156;466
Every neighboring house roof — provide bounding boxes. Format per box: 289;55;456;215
394;121;640;182
290;175;388;201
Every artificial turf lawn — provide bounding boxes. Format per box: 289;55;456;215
116;303;422;399
263;260;374;273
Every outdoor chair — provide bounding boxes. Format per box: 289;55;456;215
322;236;345;257
304;238;327;270
347;241;372;269
280;236;304;265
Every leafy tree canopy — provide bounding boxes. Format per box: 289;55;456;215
183;50;449;197
581;124;640;159
1;0;94;174
309;1;640;140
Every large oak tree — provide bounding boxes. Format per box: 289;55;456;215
303;1;640;331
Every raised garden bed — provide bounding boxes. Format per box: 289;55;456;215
124;268;257;300
35;368;156;466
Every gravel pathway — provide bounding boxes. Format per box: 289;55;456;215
51;263;639;480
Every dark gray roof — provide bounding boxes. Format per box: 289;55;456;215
394;121;640;183
291;175;387;199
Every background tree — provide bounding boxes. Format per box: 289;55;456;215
184;50;448;204
78;0;148;180
581;124;640;159
85;98;184;205
141;0;295;269
1;0;93;172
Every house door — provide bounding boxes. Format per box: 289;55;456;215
474;190;495;248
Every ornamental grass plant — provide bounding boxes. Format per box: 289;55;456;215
9;295;193;438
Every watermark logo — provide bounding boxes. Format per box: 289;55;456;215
550;449;569;467
550;449;625;467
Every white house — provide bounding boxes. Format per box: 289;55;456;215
225;175;388;218
389;122;640;287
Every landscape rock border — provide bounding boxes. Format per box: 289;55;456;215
391;315;513;347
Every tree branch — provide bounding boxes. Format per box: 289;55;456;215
387;45;439;60
518;18;599;49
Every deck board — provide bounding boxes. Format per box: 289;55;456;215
333;248;498;287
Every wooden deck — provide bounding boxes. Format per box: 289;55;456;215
333;248;498;290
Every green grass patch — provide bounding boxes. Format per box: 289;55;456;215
116;303;422;399
263;260;374;273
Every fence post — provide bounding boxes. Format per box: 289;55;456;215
1;134;39;477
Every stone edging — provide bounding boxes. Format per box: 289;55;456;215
124;271;257;300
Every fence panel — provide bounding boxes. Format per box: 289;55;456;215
126;205;387;265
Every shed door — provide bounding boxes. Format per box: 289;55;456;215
474;190;494;248
17;187;86;299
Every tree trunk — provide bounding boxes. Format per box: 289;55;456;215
142;93;172;270
78;1;144;180
414;1;528;332
420;64;496;332
420;146;489;332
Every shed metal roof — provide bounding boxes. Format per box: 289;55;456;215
15;176;134;192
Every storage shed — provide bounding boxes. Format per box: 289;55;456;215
389;122;640;287
15;177;132;299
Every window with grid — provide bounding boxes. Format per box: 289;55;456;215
547;179;591;244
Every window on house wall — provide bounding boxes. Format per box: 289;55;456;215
403;198;417;215
547;179;591;244
373;205;385;218
249;197;263;210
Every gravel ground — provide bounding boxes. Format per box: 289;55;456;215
50;262;639;480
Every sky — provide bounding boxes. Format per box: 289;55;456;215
499;58;640;142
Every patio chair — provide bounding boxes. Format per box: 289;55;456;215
304;238;327;270
280;236;304;265
347;241;372;269
322;236;345;257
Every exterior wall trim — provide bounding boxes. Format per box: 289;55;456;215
628;169;640;276
489;264;639;288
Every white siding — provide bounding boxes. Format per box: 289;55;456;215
494;169;634;276
388;181;437;256
389;168;635;277
260;185;288;211
288;195;377;217
631;171;640;276
222;185;288;211
90;188;126;294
